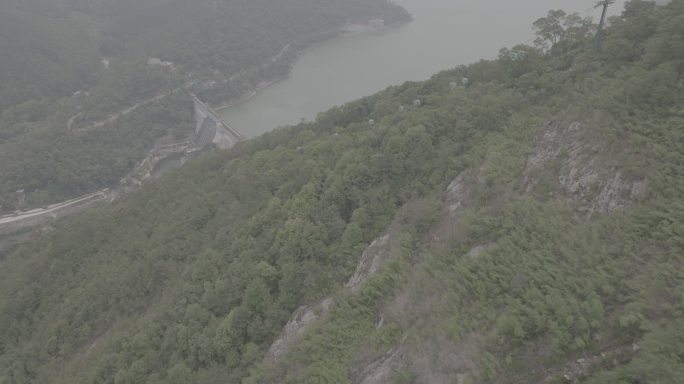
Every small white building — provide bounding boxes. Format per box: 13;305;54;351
147;57;174;68
72;90;89;101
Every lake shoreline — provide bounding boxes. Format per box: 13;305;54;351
213;20;406;112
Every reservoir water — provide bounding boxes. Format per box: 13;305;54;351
220;0;627;137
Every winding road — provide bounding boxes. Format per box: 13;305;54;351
68;89;180;133
0;190;109;233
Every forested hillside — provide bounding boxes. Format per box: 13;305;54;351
73;0;410;74
0;0;408;111
0;0;101;111
1;1;683;383
0;0;409;212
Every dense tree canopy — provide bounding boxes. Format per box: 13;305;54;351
0;1;682;383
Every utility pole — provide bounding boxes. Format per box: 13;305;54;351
593;0;616;52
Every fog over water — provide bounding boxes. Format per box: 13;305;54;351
221;0;627;137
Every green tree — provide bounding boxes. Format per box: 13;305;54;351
533;10;593;51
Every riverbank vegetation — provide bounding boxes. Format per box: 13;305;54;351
1;1;682;383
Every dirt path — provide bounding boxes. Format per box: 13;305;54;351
68;90;178;133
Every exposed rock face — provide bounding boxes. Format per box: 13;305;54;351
523;120;647;215
467;244;492;259
266;232;396;362
266;173;471;368
271;120;651;381
351;173;474;384
352;333;481;384
545;344;638;383
265;298;334;362
352;120;650;383
346;234;392;293
354;343;408;384
446;173;468;214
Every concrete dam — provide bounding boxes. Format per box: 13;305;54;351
191;93;245;149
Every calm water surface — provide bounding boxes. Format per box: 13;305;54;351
221;0;627;137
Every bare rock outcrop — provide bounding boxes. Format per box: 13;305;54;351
353;342;408;384
265;297;334;362
346;234;392;293
343;120;651;383
266;172;471;368
266;232;397;362
523;120;647;215
446;172;468;214
352;333;481;384
351;173;474;384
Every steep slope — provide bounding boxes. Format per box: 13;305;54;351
246;2;684;383
1;1;683;384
